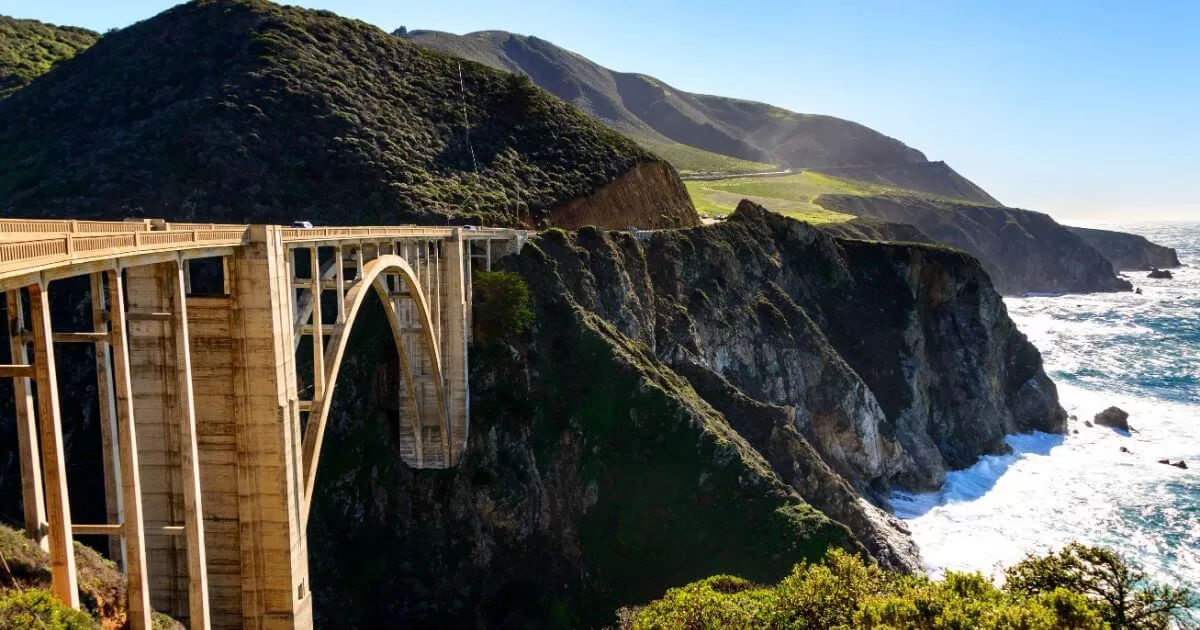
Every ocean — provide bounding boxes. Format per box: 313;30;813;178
890;221;1200;599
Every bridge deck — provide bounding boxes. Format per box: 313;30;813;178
0;219;523;291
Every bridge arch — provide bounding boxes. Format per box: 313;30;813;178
298;254;447;520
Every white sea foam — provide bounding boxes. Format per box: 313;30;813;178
891;221;1200;597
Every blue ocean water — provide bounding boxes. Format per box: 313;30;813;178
891;221;1199;597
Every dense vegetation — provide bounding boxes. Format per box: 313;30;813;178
0;0;688;227
626;545;1195;629
471;269;534;342
0;16;96;99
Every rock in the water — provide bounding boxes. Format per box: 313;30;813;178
1084;420;1094;427
1159;459;1172;465
1172;461;1188;469
1094;406;1130;431
1148;268;1174;279
1119;446;1131;453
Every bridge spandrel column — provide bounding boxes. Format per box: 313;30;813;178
227;226;312;630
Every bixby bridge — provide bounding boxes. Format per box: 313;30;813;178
0;218;526;628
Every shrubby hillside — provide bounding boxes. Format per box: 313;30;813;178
0;0;696;228
0;16;96;98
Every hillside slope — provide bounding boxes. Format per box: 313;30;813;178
0;15;96;98
0;1;696;229
402;29;999;203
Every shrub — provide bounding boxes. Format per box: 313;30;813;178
627;545;1191;629
472;270;534;343
1005;542;1197;629
0;588;97;629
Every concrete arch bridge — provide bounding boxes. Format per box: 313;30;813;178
0;218;525;628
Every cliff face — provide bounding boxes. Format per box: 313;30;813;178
1068;226;1182;271
308;275;855;629
545;160;698;230
306;201;1066;627
817;193;1132;295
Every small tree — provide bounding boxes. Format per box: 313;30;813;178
1005;543;1196;629
472;270;534;343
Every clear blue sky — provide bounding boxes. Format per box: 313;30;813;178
6;0;1199;220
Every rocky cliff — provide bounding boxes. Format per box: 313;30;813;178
307;275;857;628
817;193;1133;295
1068;226;1182;271
306;201;1066;627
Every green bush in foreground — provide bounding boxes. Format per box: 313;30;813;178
628;546;1194;629
1005;543;1196;630
0;588;96;629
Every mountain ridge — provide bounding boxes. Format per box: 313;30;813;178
402;28;1000;204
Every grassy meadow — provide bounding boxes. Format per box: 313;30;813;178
684;171;912;224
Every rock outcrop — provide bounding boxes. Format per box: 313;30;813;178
545;160;698;230
1148;268;1174;279
1094;406;1131;431
305;201;1067;627
816;193;1132;295
1069;226;1181;271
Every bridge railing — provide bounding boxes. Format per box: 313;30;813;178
0;218;253;234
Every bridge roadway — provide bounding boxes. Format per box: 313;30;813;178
0;218;526;629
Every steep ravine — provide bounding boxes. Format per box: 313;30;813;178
307;201;1067;627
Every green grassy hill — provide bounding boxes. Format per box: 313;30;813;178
686;171;916;224
0;15;97;98
0;0;695;228
402;29;998;204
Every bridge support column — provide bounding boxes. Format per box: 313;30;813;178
227;226;311;629
5;289;47;551
125;262;211;628
28;282;79;607
439;231;470;464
